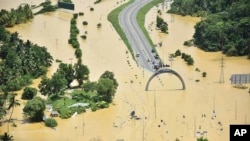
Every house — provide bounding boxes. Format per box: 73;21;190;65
50;110;59;117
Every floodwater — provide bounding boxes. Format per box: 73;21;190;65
0;0;250;141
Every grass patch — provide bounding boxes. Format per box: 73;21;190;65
108;0;135;60
136;0;164;50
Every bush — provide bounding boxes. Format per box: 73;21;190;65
186;57;194;65
73;13;78;19
202;72;207;77
183;39;194;47
79;12;84;16
45;118;58;127
75;48;82;58
195;68;200;72
175;49;181;56
90;7;94;11
97;23;102;28
81;35;87;39
91;104;98;111
82;21;88;25
21;87;37;100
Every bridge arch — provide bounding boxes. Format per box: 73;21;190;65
145;68;186;91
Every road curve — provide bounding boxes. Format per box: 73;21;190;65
119;0;159;72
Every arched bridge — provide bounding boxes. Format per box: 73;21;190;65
145;68;186;91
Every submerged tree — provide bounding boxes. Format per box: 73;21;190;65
38;72;67;97
7;94;20;132
97;78;115;103
0;132;14;141
23;97;46;122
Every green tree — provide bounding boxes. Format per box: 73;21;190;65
74;61;89;86
82;81;97;92
23;97;46;122
38;72;67;96
21;87;37;100
38;76;51;96
97;78;115;103
175;49;181;56
0;91;8;121
100;71;118;89
7;94;20;132
57;63;75;88
0;132;14;141
202;72;207;77
75;48;82;58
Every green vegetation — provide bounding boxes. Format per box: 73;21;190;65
174;49;181;57
202;72;207;77
0;4;33;27
21;87;37;100
34;0;57;15
23;97;46;122
0;27;53;91
75;48;82;59
44;118;58;127
0;132;14;141
97;23;102;28
68;17;80;48
43;70;118;119
38;62;89;97
60;0;72;3
156;15;168;33
79;12;84;16
197;137;208;141
81;35;87;40
108;0;135;59
181;53;194;65
90;7;94;11
82;21;88;25
169;0;250;57
0;91;20;132
183;39;194;47
94;0;102;4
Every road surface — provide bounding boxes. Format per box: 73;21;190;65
119;0;159;72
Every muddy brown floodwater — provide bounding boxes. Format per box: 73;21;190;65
0;0;250;141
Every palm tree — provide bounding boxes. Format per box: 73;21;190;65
7;94;20;132
0;132;14;141
0;91;9;121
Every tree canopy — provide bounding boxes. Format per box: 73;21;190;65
23;97;46;122
0;28;53;91
168;0;250;57
0;4;33;27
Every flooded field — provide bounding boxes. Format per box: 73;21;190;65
0;0;250;141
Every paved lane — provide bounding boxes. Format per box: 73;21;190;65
119;0;159;72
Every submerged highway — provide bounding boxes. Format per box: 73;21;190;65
119;0;159;72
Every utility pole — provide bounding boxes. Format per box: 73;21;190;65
235;100;237;120
154;89;156;119
82;113;85;136
142;108;145;141
219;56;225;83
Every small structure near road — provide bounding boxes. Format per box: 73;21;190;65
50;110;59;117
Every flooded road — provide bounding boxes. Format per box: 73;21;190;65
0;0;250;141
